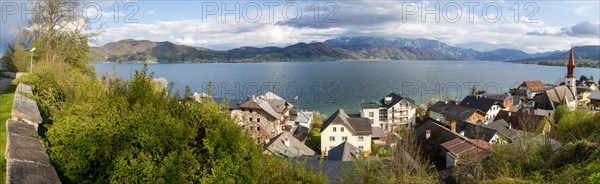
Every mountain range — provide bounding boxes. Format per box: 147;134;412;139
90;36;600;64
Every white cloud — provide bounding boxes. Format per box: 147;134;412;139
147;9;156;15
89;1;600;53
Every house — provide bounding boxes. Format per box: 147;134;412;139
440;138;492;168
231;92;293;143
294;111;313;129
360;93;417;131
482;93;514;111
513;80;547;99
529;85;577;116
415;119;462;169
589;90;600;111
428;101;486;130
576;87;593;106
484;119;519;144
456;121;500;144
264;132;315;157
321;109;372;156
493;110;545;132
459;95;504;123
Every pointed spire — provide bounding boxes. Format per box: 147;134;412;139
566;47;575;78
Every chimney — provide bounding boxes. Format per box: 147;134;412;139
284;138;290;147
425;130;431;139
385;96;392;104
509;123;512;130
508;112;512;117
459;131;465;136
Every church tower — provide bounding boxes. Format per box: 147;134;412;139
565;48;577;101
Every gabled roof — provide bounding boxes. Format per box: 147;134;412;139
532;86;576;110
459;95;500;112
590;90;600;100
520;80;546;92
493;110;545;131
482;93;513;102
321;109;372;135
484;119;518;143
237;92;293;119
294;111;313;125
457;122;498;142
265;132;315;157
415;119;462;158
444;105;486;122
327;142;360;161
428;101;455;114
441;138;491;161
379;92;415;109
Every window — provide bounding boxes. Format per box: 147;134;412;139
342;136;347;141
257;118;260;123
341;127;345;132
358;136;364;142
358;146;364;151
250;110;253;113
329;136;335;142
333;127;337;132
256;127;260;131
249;117;253;122
369;112;374;117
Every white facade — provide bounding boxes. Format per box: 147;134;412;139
483;104;503;123
360;95;417;132
320;124;372;156
359;108;380;127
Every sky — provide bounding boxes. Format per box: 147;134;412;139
1;0;599;53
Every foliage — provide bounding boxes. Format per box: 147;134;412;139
0;84;17;182
343;131;438;183
555;106;600;142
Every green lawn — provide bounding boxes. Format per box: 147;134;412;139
0;84;16;182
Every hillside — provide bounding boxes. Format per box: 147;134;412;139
90;37;600;63
509;45;600;67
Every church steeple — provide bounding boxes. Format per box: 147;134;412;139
566;48;575;79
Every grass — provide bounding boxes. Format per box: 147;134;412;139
0;83;17;182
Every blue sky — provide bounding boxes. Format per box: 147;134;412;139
1;0;599;53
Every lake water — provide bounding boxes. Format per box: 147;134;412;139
94;61;600;115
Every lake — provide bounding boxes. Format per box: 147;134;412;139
94;61;600;115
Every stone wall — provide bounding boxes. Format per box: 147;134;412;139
6;83;60;184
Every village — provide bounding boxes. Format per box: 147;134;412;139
190;48;600;182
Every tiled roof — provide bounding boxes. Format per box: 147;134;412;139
484;119;518;143
590;90;600;100
294;111;313;124
441;138;491;161
532;86;576;110
321;109;372;135
327;142;360;161
457;121;498;142
444;105;485;122
415;119;462;159
237;92;293;119
459;95;499;112
482;93;513;102
493;110;545;131
291;155;354;183
265;132;315;157
520;80;546;92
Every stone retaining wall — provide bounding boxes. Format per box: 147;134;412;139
6;83;60;184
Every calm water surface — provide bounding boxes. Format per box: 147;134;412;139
94;61;600;115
